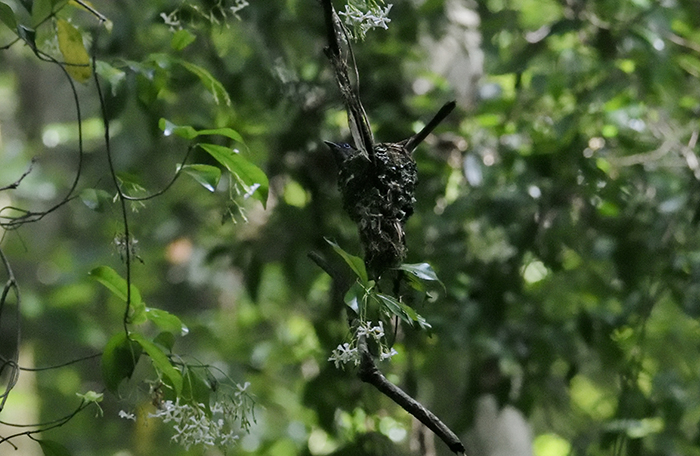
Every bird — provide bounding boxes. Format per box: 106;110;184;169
326;101;456;277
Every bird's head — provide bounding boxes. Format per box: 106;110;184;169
324;141;357;166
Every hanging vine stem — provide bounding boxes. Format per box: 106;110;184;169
0;247;20;417
90;25;134;335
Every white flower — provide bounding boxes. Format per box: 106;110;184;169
339;2;393;39
230;0;249;14
329;342;361;368
118;410;136;421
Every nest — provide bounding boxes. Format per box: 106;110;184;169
336;143;417;278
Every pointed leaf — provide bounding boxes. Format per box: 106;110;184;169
56;19;91;82
343;281;365;314
179;164;221;192
171;29;196;50
0;2;18;31
195;127;244;143
130;333;183;395
398;262;444;292
89;266;143;307
76;390;103;403
158;118;197;139
398;263;440;281
102;332;142;393
145;307;188;336
325;238;368;285
375;293;432;330
37;439;72;456
176;59;231;106
198;143;268;208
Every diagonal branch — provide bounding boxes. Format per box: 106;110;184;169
357;338;466;455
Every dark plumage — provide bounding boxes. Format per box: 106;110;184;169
326;101;456;278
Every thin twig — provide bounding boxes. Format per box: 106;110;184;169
0;158;36;192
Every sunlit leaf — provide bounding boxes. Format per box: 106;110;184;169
158;118;197;139
89;266;142;305
76;390;103;403
398;262;444;293
130;333;183;395
102;332;142;393
37;439;72;456
159;119;244;143
195;127;244;143
198;143;269;208
56;18;91;82
171;29;196;50
179;164;221;192
325;238;369;285
145;307;188;336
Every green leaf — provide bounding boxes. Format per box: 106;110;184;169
130;333;183;396
182;368;212;409
102;332;142;393
76;390;103;403
343;281;366;314
179;164;221;192
375;293;432;330
95;61;126;96
198;143;269;208
79;188;112;212
397;262;444;292
145;307;189;336
325;238;369;285
158;118;197;139
171;29;196;50
176;59;231;106
158;119;244;142
153;331;176;351
31;0;51;26
194;127;244;143
37;439;72;456
0;2;18;31
89;266;142;306
56;19;91;83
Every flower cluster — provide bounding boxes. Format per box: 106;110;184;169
339;1;393;40
160;0;249;31
119;382;254;451
329;321;398;368
148;399;239;450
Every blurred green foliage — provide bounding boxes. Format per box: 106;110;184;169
1;0;700;455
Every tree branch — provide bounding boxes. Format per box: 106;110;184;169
357;338;466;455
